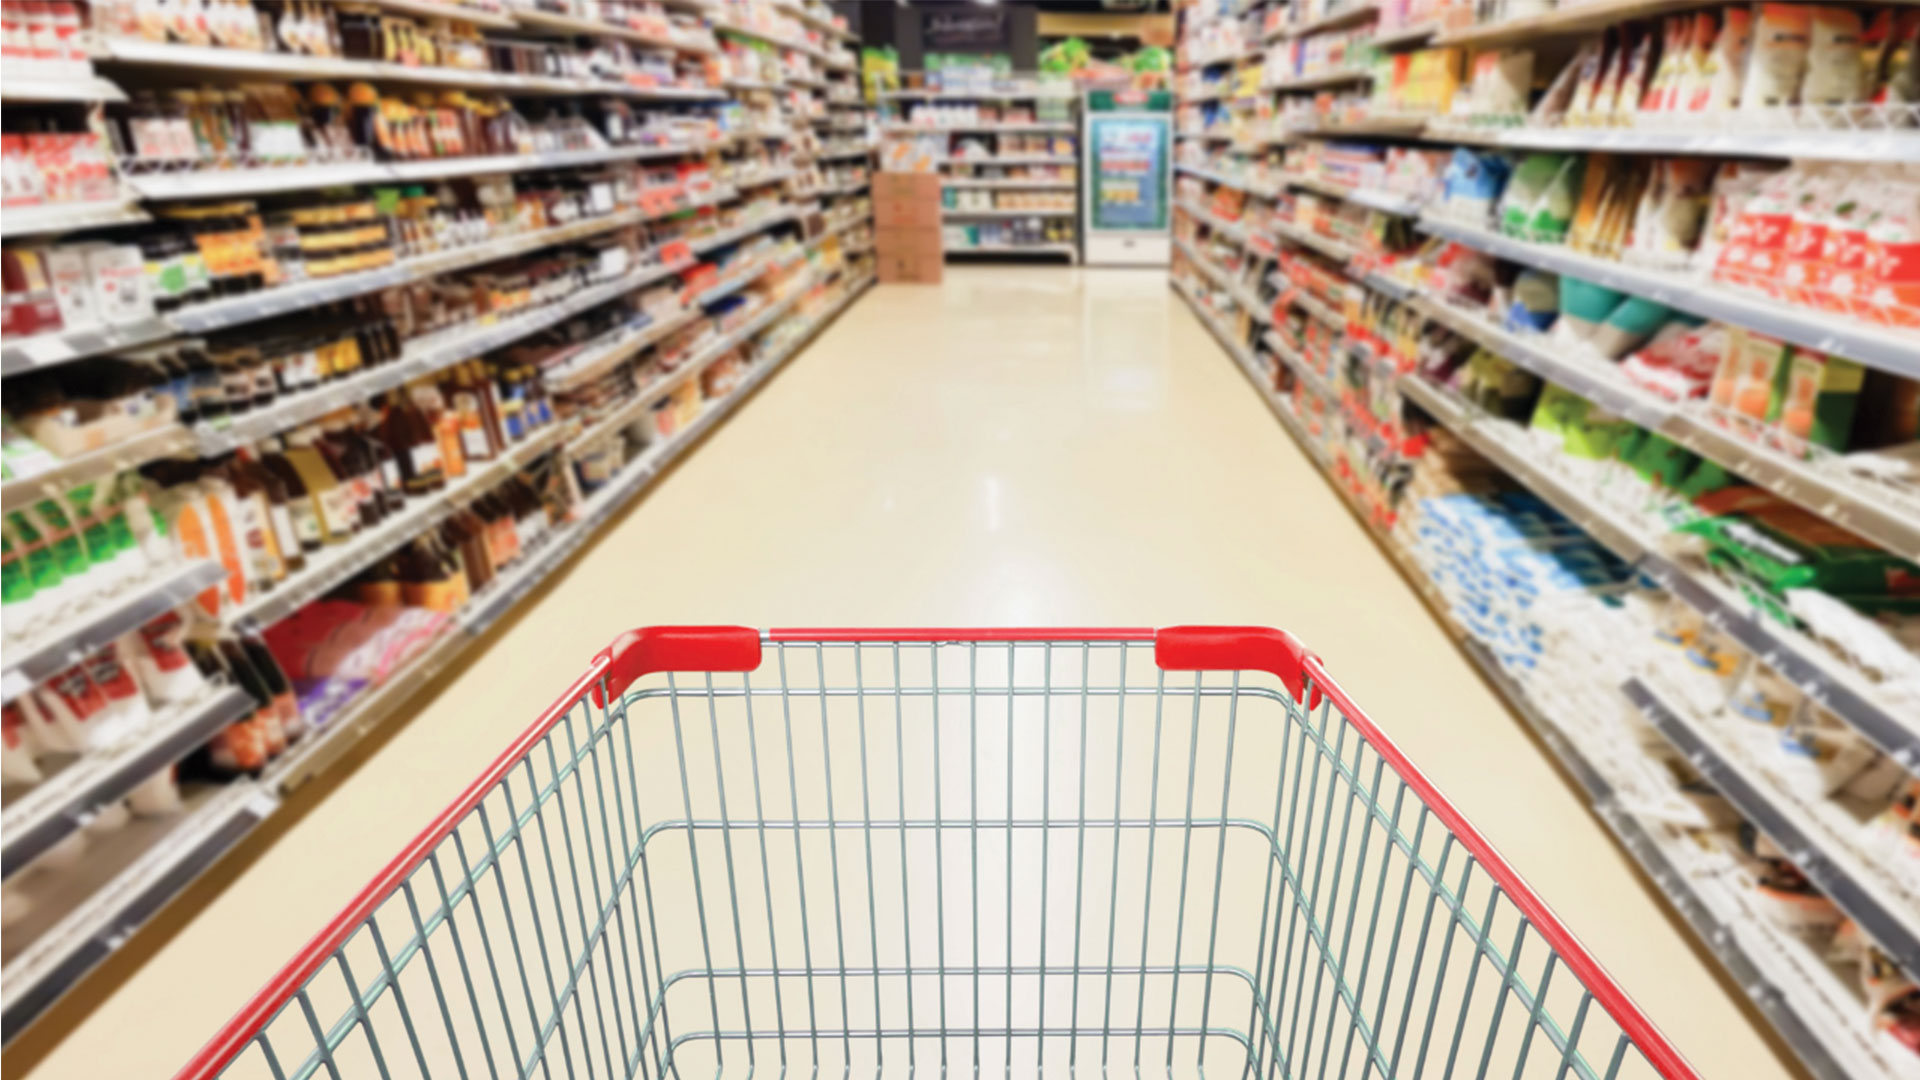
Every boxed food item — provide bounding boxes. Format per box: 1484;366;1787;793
1708;326;1791;425
1769;347;1864;451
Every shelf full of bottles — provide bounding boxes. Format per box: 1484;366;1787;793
0;0;876;1046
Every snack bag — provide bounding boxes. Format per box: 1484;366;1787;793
1873;11;1920;115
1801;6;1867;110
1565;31;1614;125
1606;29;1657;123
1642;16;1690;114
1567;152;1619;250
1533;40;1597;125
1693;7;1753;112
1669;11;1718;114
1697;162;1782;279
1533;383;1625;460
1742;3;1814;115
1500;153;1567;238
1619;320;1724;401
1621;431;1702;488
1628;158;1716;268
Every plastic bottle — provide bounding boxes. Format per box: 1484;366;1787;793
121;611;207;705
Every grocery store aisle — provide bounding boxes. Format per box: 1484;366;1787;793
16;268;1788;1080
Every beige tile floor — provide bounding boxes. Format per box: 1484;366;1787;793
6;267;1791;1080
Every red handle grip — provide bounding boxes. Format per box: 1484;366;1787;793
1154;625;1323;708
592;625;762;705
593;626;1322;708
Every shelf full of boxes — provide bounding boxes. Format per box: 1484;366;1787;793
0;0;875;1042
1170;1;1920;1078
877;65;1083;263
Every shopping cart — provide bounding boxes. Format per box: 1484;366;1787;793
175;626;1697;1080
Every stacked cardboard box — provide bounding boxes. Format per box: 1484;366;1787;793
874;173;943;284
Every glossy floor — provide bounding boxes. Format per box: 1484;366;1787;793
12;268;1787;1080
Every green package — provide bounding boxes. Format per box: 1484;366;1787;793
64;483;121;569
2;524;31;611
1501;154;1569;239
1621;432;1701;490
1672;459;1735;501
1528;154;1586;242
6;511;62;598
1680;488;1920;597
1529;383;1623;459
1464;348;1539;419
29;500;89;583
1769;348;1865;451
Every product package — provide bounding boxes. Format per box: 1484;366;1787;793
1681;486;1920;599
1743;3;1815;115
1769;347;1865;452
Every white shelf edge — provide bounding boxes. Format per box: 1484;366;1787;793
1392;375;1920;766
0;686;255;879
1624;678;1920;982
1;561;228;703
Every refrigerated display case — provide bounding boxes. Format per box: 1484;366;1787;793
1082;90;1174;267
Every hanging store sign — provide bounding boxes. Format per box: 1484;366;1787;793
922;9;1009;51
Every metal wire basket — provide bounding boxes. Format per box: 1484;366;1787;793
175;626;1696;1080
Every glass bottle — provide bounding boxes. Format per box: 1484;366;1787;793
258;439;324;555
379;391;445;494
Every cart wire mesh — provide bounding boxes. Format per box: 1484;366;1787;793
177;627;1694;1080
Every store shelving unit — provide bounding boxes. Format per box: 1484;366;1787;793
1407;297;1920;561
0;562;229;702
881;75;1082;263
1626;680;1920;979
0;199;149;240
1173;2;1920;1077
255;270;875;797
1180;274;1909;1080
1;780;277;1042
0;686;254;878
0;0;874;1043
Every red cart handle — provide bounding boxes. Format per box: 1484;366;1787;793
593;625;762;705
595;625;1325;712
1152;624;1322;708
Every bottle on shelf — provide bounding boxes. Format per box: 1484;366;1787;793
280;428;360;544
233;451;307;576
256;439;326;557
378;390;446;496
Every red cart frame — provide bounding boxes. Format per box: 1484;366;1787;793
176;626;1698;1080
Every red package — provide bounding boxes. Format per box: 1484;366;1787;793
1868;179;1920;328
